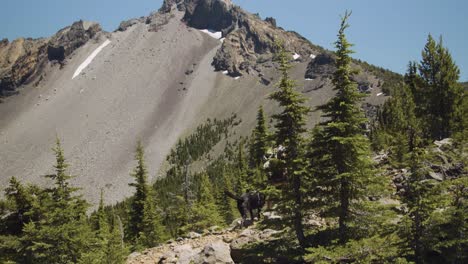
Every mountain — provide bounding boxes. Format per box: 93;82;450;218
0;0;395;204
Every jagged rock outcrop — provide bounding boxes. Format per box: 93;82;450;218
47;20;101;61
305;52;336;79
183;0;234;31
0;38;47;96
117;19;141;32
160;0;319;77
211;9;318;76
388;138;466;195
0;20;101;97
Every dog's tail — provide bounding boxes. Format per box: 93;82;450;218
224;189;242;201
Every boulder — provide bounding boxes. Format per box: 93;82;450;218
428;171;444;181
195;240;234;264
175;244;199;264
118;19;139;31
186;231;202;239
305;52;336;79
258;229;281;240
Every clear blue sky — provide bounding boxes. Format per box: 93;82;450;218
1;0;467;81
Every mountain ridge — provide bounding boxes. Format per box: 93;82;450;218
0;0;392;205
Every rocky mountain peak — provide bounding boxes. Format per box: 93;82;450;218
160;0;320;77
0;20;102;96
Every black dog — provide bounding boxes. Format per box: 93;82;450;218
225;189;266;225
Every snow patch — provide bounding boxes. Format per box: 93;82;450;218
293;53;301;60
73;39;111;79
220;38;225;43
305;78;314;81
222;70;229;75
200;29;222;39
310;54;316;59
377;92;384;96
234;76;240;80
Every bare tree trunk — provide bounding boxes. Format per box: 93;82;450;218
339;178;350;243
293;173;307;248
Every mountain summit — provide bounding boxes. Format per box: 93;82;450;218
0;0;388;204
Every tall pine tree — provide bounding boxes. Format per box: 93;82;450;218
307;12;388;243
128;141;150;242
250;105;269;168
418;34;464;140
269;41;310;248
22;138;92;263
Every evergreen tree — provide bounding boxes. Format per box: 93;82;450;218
138;189;167;248
127;140;150;242
404;61;425;116
269;41;310;248
250;105;269;168
418;34;464;140
378;84;421;166
21;138;92;263
235;141;249;193
80;190;128;264
398;148;440;263
184;173;222;232
436;174;468;263
307;12;388;243
0;178;40;263
216;169;238;224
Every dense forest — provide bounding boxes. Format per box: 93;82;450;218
1;13;466;264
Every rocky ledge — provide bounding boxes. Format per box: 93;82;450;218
127;220;283;264
0;20;102;97
161;0;321;77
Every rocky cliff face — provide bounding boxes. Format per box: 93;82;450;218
0;20;101;96
161;0;321;77
0;37;47;96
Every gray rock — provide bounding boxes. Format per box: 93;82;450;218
208;225;222;234
118;19;139;31
434;138;452;148
186;231;202;239
230;229;259;250
259;229;281;240
175;244;199;264
429;171;444;181
262;211;282;220
183;0;234;31
230;231;260;261
228;218;243;231
48;20;102;62
195;240;234;264
128;251;142;260
305;52;336;79
160;250;177;263
265;17;277;27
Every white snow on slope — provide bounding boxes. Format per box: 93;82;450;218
222;70;229;75
377;92;384;96
310;54;316;59
73;39;111;79
200;29;222;39
293;53;301;60
305;78;314;81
